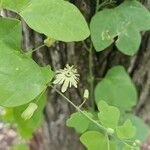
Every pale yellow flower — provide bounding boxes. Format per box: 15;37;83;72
53;64;80;92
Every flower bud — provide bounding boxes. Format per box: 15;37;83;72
21;103;38;121
106;128;115;135
83;89;89;100
44;38;55;47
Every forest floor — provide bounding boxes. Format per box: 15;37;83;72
0;123;18;150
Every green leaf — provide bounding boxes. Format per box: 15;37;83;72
80;131;106;150
80;131;116;150
1;0;90;42
10;144;29;150
94;66;137;111
90;0;150;55
66;111;92;133
130;115;149;142
0;43;53;107
123;145;133;150
0;0;30;12
98;101;120;129
13;91;47;139
116;119;136;139
1;108;15;123
0;18;22;50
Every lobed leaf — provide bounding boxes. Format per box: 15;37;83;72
90;0;150;55
116;119;136;139
94;66;137;111
80;131;116;150
98;100;120;129
66;111;92;133
130;115;149;142
80;131;106;150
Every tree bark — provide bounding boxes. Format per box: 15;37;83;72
2;0;150;149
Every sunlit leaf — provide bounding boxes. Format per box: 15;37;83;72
116;119;136;139
98;101;120;129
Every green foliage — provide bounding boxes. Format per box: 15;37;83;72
0;17;53;107
0;0;149;149
90;0;150;55
130;115;149;142
1;0;90;42
1;108;14;123
80;131;116;150
0;18;22;50
116;119;136;139
123;145;132;150
0;0;30;12
14;92;47;139
95;66;137;111
80;131;107;150
98;101;120;129
66;111;92;133
2;92;47;139
67;101;137;150
0;44;53;107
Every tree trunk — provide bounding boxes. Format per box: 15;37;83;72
2;0;150;149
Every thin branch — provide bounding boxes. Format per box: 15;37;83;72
49;85;136;149
49;85;107;132
27;44;46;55
106;133;110;150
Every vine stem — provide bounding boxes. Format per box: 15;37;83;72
49;85;107;132
82;41;94;108
96;0;100;13
106;133;110;150
27;44;46;54
87;0;101;109
49;85;136;149
88;43;95;109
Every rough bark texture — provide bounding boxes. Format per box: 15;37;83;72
2;0;150;149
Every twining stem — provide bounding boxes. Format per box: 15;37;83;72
106;133;110;150
96;0;100;13
78;99;87;108
50;85;135;149
49;85;107;132
35;88;47;103
27;44;46;54
82;41;95;109
88;44;95;109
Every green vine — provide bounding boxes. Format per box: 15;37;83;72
0;0;150;150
